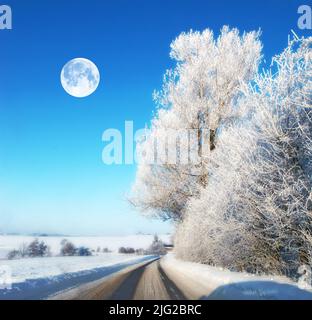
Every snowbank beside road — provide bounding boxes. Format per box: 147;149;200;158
0;255;156;300
160;254;312;300
0;254;149;284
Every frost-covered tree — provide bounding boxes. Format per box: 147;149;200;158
147;234;167;255
175;36;312;277
77;247;92;256
60;239;76;256
131;27;262;221
240;36;312;275
27;239;49;257
7;250;21;260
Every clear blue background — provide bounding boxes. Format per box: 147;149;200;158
0;0;310;235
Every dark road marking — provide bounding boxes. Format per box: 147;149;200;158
107;258;159;300
158;263;187;300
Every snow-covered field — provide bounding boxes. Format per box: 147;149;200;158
161;254;312;300
0;234;169;299
1;254;150;284
0;234;171;259
0;255;156;300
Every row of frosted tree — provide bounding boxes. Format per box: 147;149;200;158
131;26;312;278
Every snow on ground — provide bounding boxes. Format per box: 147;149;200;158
161;254;312;300
0;234;172;259
0;234;168;299
0;255;156;300
1;254;150;284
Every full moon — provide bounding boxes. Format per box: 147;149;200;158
60;58;100;98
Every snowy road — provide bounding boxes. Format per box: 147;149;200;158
49;255;312;300
2;254;312;300
50;258;186;300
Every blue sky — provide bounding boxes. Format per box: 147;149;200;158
0;0;310;235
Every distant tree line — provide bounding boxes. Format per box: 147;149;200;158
118;235;167;256
7;235;167;260
7;238;93;260
7;239;51;259
60;239;92;257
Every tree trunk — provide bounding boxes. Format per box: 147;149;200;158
210;129;216;151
